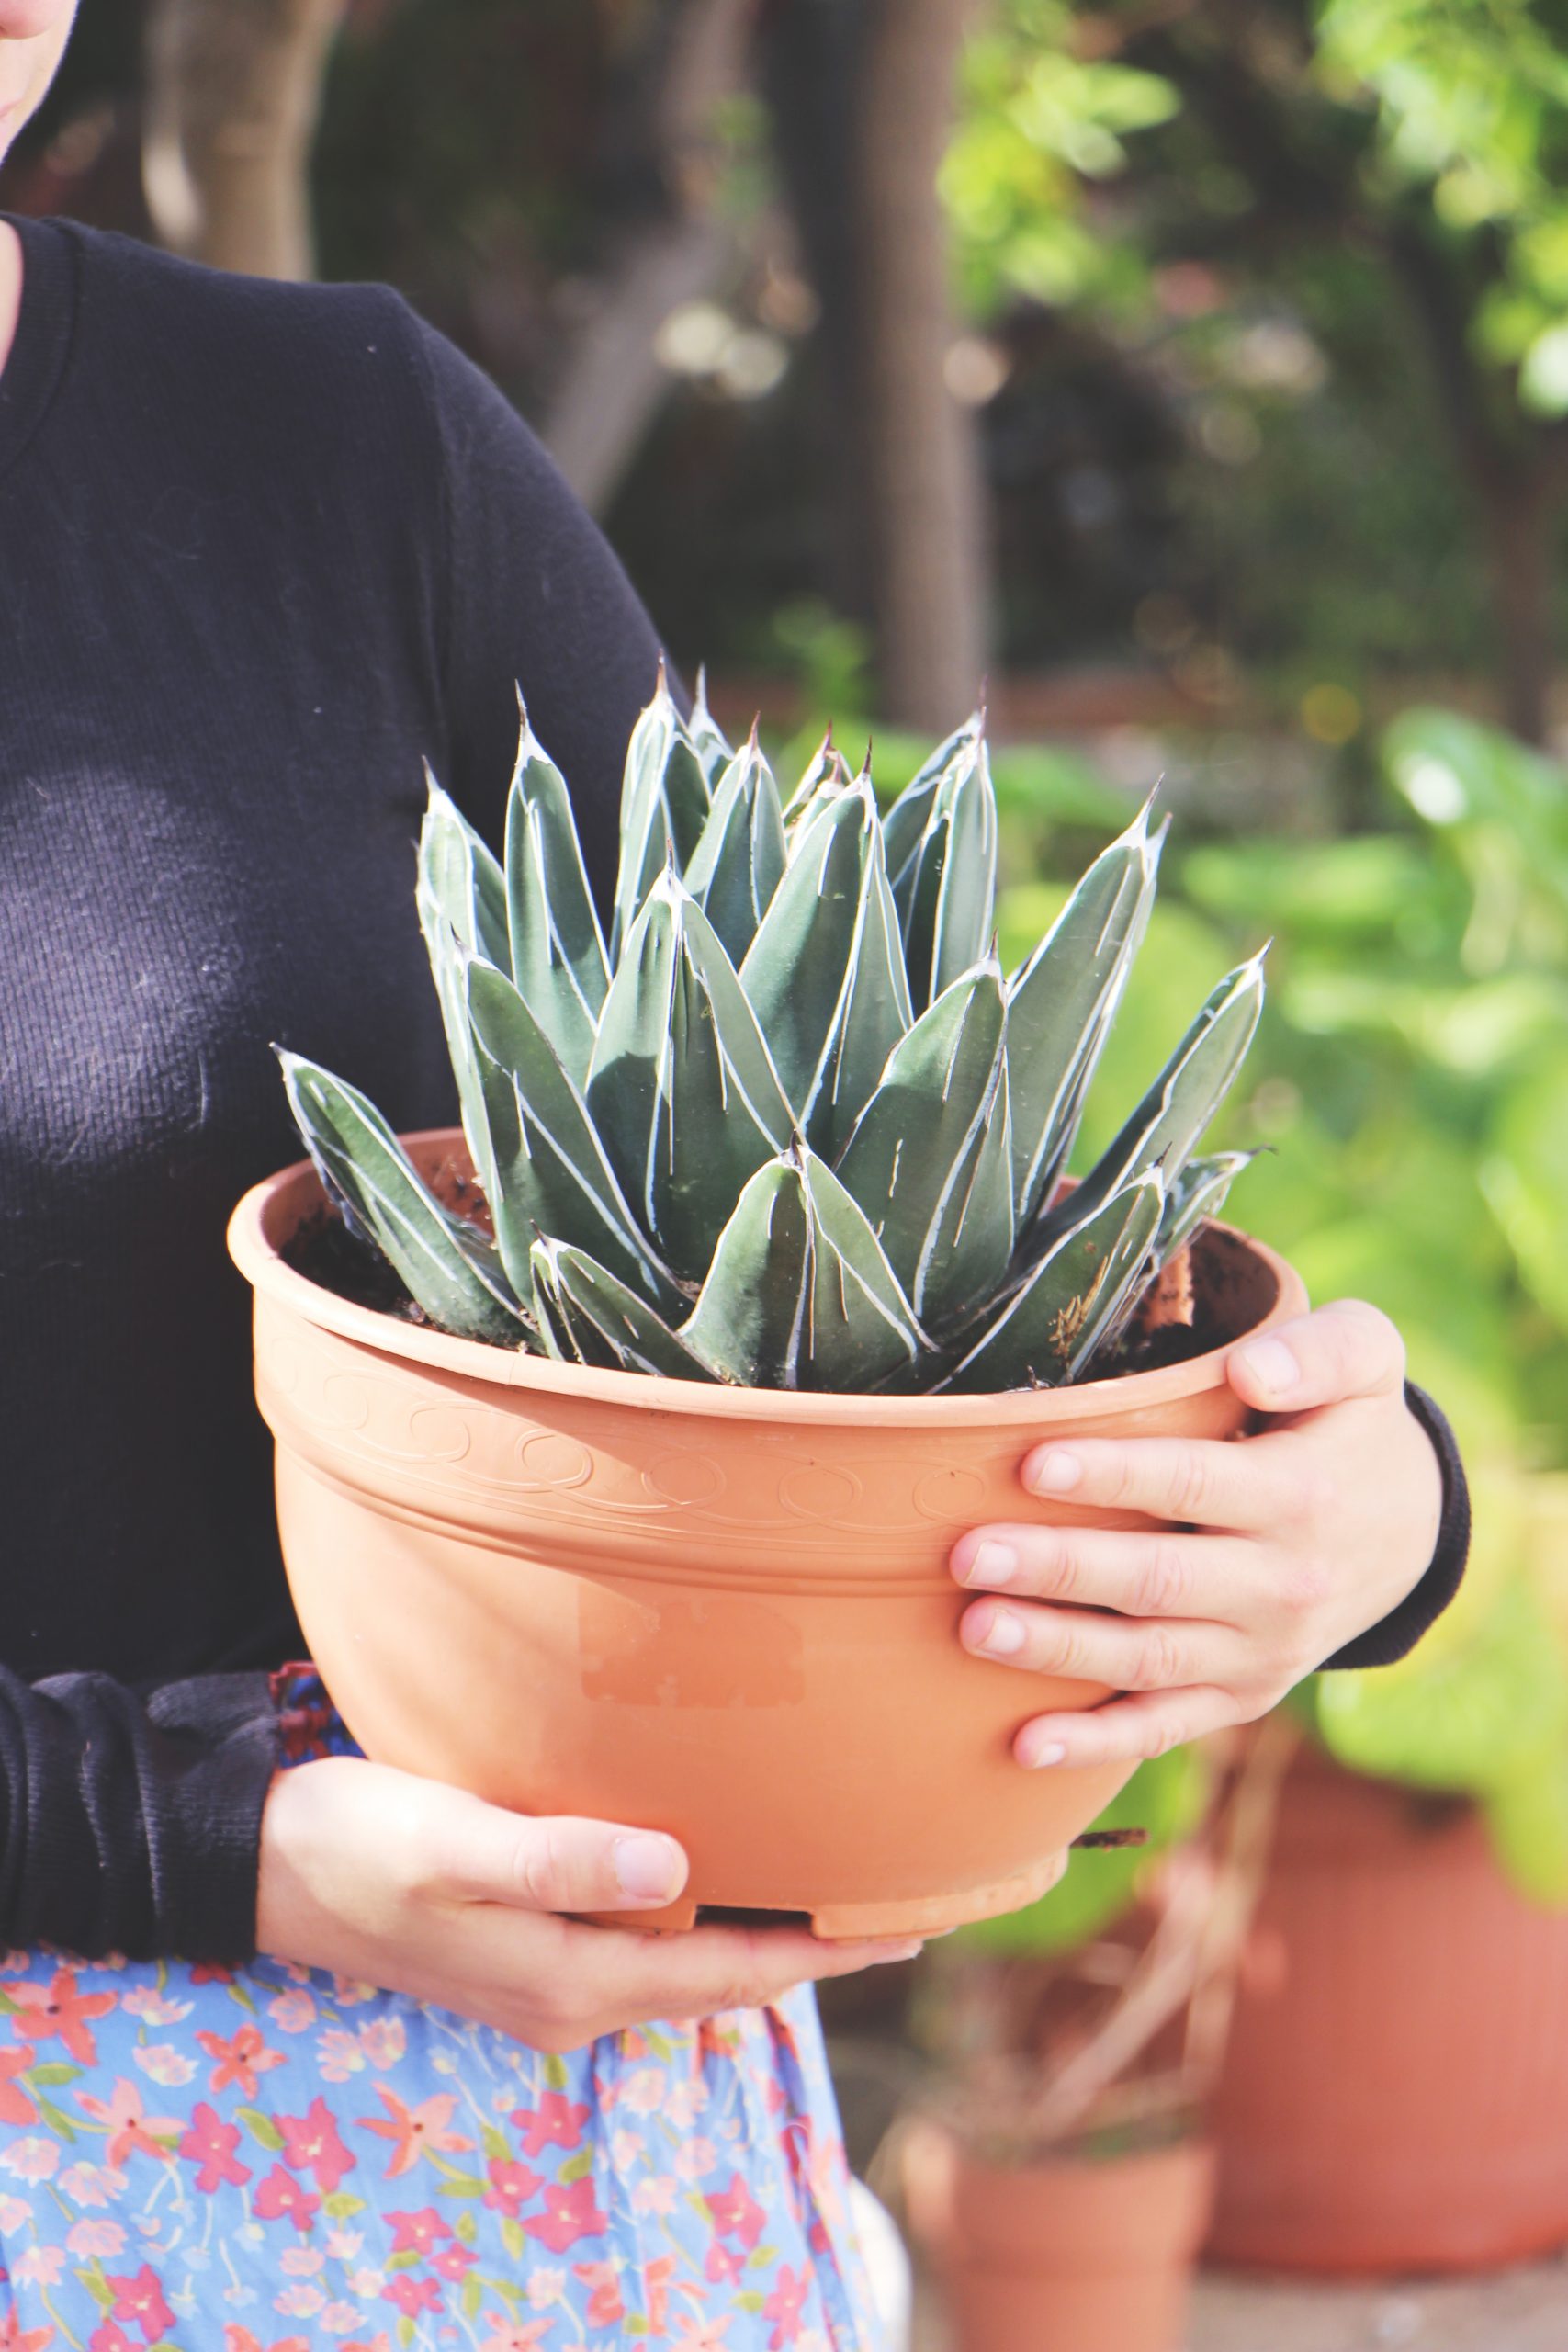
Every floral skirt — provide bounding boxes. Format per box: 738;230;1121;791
0;1674;883;2352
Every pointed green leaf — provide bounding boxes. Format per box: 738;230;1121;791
503;696;608;1083
419;770;510;968
881;712;985;888
1044;951;1267;1244
942;1177;1165;1393
586;876;794;1281
780;729;845;830
682;1147;925;1391
610;665;711;961
682;727;787;964
886;729;998;1008
835;963;1014;1329
531;1238;715;1381
278;1053;530;1345
1008;798;1163;1230
418;905;502;1201
741;778;913;1159
462;958;680;1310
688;666;734;785
1156;1150;1257;1264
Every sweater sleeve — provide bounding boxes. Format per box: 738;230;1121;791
405;309;668;910
0;1668;280;1962
1318;1383;1471;1671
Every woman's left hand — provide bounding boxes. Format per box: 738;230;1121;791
950;1301;1445;1770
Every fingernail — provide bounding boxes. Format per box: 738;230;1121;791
1236;1338;1300;1400
1028;1449;1081;1496
964;1540;1017;1589
1021;1738;1067;1769
868;1942;924;1966
971;1604;1025;1658
614;1834;683;1902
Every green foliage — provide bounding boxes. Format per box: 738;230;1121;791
954;1745;1212;1956
285;682;1266;1394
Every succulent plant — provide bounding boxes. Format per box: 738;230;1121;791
281;672;1264;1392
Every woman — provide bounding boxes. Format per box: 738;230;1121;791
0;6;1464;2343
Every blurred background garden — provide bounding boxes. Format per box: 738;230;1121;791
11;3;1568;2345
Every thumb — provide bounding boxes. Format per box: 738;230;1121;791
1227;1298;1406;1415
434;1794;689;1917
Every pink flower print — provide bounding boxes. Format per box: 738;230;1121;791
479;2325;555;2352
632;2174;678;2217
522;2176;608;2254
511;2090;591;2158
273;2287;325;2321
620;2068;665;2118
0;2316;55;2352
704;2241;745;2289
675;2136;718;2182
12;2247;66;2287
331;1975;377;2007
10;1969;117;2066
195;2025;284;2100
762;2263;809;2350
572;2262;624;2330
430;2243;477;2283
66;2220;129;2258
316;2029;365;2083
671;2320;733;2350
644;2256;678;2335
132;2043;197;2089
76;2079;179;2170
324;2227;364;2260
380;2277;443;2320
707;2172;765;2249
357;2018;406;2070
254;2165;321;2234
277;2097;355;2194
524;2267;566;2311
665;2076;709;2129
267;1987;317;2034
0;2044;37;2128
89;2327;134;2352
609;2128;645;2170
483;2157;543;2219
355;2087;471;2178
187;1962;233;1986
105;2264;175;2344
223;2332;311;2352
121;1989;192;2027
318;2310;362;2337
59;2161;127;2207
0;2193;31;2230
387;2208;450;2256
0;2136;58;2181
278;2247;325;2278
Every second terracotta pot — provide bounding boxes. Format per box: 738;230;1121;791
1209;1751;1568;2273
906;2120;1216;2352
229;1130;1306;1940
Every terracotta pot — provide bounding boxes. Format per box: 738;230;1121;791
228;1129;1306;1939
1209;1750;1568;2274
906;2119;1215;2352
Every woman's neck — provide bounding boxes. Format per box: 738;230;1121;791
0;222;22;379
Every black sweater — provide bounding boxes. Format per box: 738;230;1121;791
0;215;1468;1962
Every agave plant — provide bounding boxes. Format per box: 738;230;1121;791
281;671;1264;1393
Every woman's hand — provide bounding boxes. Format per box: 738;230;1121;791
257;1757;920;2052
950;1301;1445;1770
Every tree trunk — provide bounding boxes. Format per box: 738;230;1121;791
142;0;348;280
853;0;989;729
538;0;750;517
1477;466;1556;747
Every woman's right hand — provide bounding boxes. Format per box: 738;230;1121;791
256;1756;921;2052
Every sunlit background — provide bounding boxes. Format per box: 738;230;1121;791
10;5;1568;2344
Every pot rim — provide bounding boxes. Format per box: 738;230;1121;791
228;1127;1309;1430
